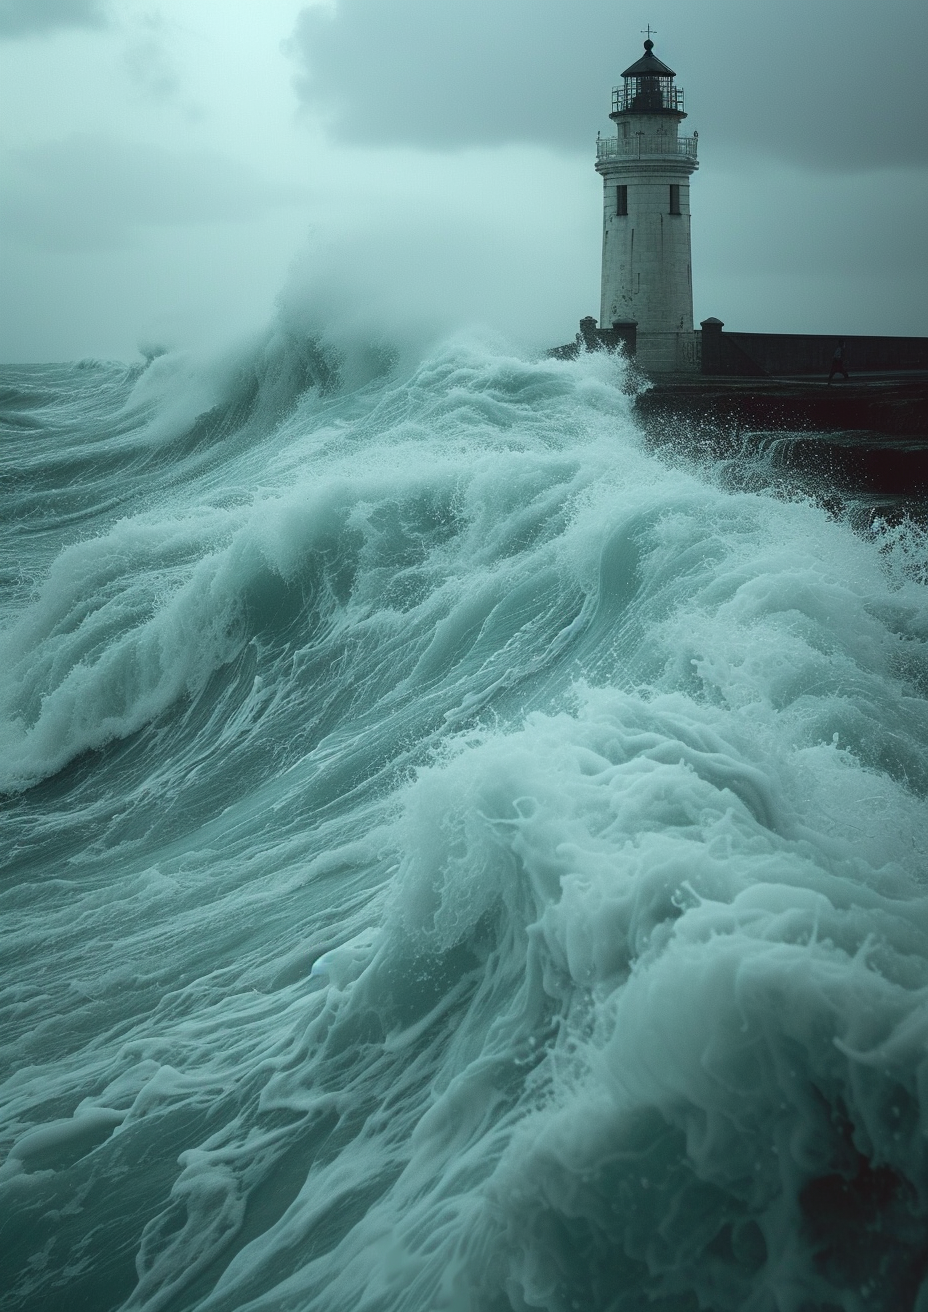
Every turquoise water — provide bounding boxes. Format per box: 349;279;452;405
1;332;927;1311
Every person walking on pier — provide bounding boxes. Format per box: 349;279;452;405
828;341;850;384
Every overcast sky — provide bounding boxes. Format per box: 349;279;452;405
1;0;926;362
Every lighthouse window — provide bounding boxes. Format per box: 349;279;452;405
669;184;681;214
616;185;628;216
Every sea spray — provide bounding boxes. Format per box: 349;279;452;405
1;333;926;1311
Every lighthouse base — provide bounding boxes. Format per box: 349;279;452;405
548;321;701;374
635;330;701;374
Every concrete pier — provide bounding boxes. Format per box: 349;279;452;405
634;373;928;504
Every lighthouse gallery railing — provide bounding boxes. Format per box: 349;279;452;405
596;135;697;160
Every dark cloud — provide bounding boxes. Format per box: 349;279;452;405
0;0;108;38
0;136;302;250
290;0;928;171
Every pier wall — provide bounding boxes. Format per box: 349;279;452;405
700;324;928;377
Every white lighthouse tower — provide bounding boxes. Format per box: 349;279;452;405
596;37;699;372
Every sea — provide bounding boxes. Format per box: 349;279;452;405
1;329;927;1312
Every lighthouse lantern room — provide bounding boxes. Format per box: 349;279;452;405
595;37;699;372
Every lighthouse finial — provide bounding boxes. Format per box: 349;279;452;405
641;24;657;49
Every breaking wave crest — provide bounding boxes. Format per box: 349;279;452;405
1;330;927;1311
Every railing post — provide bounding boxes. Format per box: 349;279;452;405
579;316;600;351
700;318;724;374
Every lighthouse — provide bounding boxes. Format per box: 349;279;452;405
596;37;699;372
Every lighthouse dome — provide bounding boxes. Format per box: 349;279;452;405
621;39;676;79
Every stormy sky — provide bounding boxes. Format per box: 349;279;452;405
1;0;926;362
